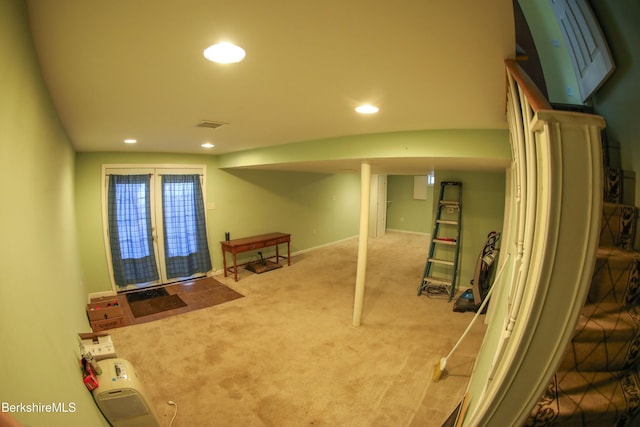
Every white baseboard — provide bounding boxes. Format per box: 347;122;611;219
292;231;430;257
291;235;358;257
386;228;431;237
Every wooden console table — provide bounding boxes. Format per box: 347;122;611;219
221;232;291;281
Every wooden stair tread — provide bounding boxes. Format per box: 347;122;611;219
603;201;638;210
573;304;639;341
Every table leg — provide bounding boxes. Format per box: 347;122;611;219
222;249;228;277
287;241;291;266
233;253;238;281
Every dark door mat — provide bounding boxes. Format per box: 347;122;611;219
246;260;283;274
125;287;169;303
128;294;187;318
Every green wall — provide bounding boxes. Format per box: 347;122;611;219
387;175;434;234
75;152;361;295
435;171;506;289
0;1;108;425
386;171;506;289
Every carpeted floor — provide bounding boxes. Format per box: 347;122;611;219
107;232;487;426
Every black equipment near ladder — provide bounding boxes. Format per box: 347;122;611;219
418;181;462;301
452;231;501;312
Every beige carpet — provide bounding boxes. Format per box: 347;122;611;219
108;231;487;427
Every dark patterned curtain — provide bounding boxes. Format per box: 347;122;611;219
161;174;212;279
108;174;159;286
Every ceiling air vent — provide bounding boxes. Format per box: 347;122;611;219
195;120;227;129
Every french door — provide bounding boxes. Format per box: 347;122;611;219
103;166;212;292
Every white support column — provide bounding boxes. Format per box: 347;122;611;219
352;161;371;327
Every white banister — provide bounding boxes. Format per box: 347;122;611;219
462;60;605;426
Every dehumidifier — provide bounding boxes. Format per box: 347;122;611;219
92;358;161;427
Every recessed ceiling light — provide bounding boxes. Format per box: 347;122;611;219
355;104;379;114
203;42;246;64
124;139;137;144
201;143;215;149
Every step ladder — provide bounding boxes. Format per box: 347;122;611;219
418;181;462;301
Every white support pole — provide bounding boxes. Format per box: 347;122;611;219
352;161;371;327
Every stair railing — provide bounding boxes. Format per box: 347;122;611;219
462;60;606;426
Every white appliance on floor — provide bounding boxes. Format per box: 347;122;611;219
92;358;161;427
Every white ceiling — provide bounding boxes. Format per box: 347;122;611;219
26;0;515;172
